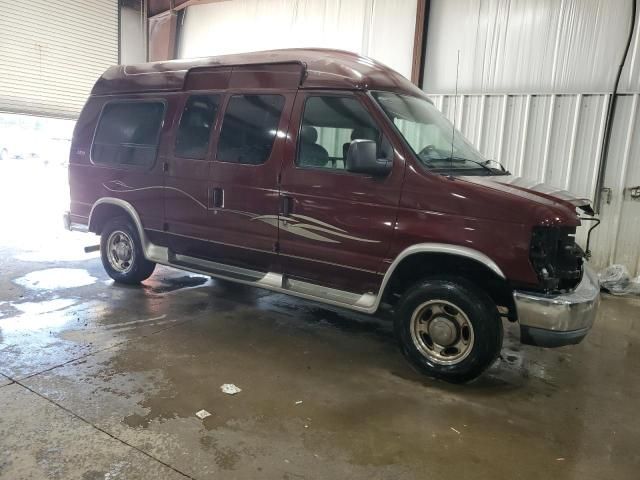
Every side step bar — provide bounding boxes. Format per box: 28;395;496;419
163;250;377;313
170;252;274;285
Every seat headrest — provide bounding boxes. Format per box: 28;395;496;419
187;108;210;128
300;125;318;143
351;127;377;141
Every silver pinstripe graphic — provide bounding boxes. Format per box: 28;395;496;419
103;180;254;217
104;180;380;244
144;228;382;275
252;215;380;244
289;214;348;232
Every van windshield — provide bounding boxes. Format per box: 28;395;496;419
372;91;506;175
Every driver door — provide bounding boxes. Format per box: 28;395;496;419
277;91;405;294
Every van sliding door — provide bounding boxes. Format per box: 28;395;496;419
163;93;222;258
204;91;294;272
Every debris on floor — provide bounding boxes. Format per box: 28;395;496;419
599;264;640;295
220;383;242;395
295;400;303;405
195;409;212;419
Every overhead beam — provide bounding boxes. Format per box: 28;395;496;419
148;10;178;61
410;0;430;87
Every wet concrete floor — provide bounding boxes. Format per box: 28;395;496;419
1;161;640;479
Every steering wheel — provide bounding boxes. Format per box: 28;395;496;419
419;144;437;157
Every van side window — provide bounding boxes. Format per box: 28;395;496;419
175;95;220;159
297;96;380;170
217;94;285;165
92;102;164;167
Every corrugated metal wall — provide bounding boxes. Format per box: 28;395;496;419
0;0;119;119
120;0;147;65
424;0;640;276
177;0;418;80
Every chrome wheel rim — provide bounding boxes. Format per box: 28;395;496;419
106;230;135;274
410;300;475;365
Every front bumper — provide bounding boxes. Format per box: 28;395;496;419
514;263;600;347
62;211;89;233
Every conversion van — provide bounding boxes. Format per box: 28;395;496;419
64;49;600;382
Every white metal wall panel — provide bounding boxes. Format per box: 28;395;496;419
121;2;147;65
591;94;640;275
0;0;118;119
429;94;604;197
620;5;640;93
177;0;417;80
423;0;636;95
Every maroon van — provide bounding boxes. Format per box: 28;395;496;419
64;49;600;382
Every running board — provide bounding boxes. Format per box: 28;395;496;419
169;252;282;288
283;277;375;308
162;250;377;313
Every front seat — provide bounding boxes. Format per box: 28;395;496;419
298;126;329;168
343;127;378;160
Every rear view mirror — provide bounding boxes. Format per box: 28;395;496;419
346;139;392;176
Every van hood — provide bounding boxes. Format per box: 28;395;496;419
459;175;595;215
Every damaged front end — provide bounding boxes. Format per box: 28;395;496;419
530;226;584;293
456;173;602;347
515;218;600;348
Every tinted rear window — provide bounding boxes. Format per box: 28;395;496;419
175;95;220;159
217;95;285;165
92;101;164;167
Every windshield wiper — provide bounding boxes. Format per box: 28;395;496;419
443;156;494;174
482;159;509;173
421;155;508;175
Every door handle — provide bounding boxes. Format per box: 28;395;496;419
209;187;224;208
281;195;293;217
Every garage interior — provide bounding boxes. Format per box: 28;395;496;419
1;1;639;479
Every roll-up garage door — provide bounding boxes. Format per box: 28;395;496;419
0;0;118;119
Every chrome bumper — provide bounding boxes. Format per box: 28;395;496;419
62;211;89;233
514;263;600;347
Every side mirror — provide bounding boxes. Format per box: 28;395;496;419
346;139;392;176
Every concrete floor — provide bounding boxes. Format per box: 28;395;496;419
1;160;640;479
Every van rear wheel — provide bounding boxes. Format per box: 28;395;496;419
394;277;502;383
100;217;155;284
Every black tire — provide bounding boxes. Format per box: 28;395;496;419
100;216;156;284
394;276;503;383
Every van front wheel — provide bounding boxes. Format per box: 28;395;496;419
100;217;155;284
394;277;502;383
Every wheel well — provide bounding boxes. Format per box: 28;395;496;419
89;203;132;235
382;252;517;320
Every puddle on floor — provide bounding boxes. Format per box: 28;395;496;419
0;299;107;334
1;308;72;332
14;268;97;290
15;249;100;263
11;298;77;315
